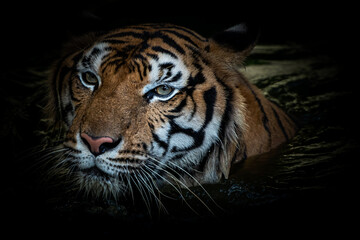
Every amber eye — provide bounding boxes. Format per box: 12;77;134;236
81;71;99;85
154;85;174;96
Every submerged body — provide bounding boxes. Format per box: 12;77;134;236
46;23;296;198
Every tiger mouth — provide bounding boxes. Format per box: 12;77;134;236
78;165;140;180
76;156;150;180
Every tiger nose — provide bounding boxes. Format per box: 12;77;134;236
80;133;116;156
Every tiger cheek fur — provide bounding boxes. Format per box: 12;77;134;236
46;23;296;200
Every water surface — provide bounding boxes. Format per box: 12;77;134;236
1;43;357;236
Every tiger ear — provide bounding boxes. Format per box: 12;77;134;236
209;22;259;66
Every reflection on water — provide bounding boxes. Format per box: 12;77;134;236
221;44;357;210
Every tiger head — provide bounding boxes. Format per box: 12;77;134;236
46;23;295;198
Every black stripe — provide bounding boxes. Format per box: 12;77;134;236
167;91;196;118
57;65;72;107
127;61;135;72
52;51;81;121
115;45;138;58
202;87;216;128
152;32;185;54
151;46;177;59
152;132;168;154
169;123;205;152
132;61;143;81
162;25;208;42
159;63;174;69
69;78;81;102
140;24;206;48
64;103;73;114
148;122;154;130
169;97;187;113
146;53;159;60
62;104;72;127
214;74;249;164
115;61;126;74
166;82;215;154
169;88;215;152
214;75;233;141
81;55;91;68
196;144;215;172
105;31;147;40
163;30;199;48
56;65;71;95
101;46;138;73
165;72;182;83
164;87;218;160
133;53;147;61
74;102;82;111
102;58;124;73
188;71;205;87
89;47;100;57
189;94;197;119
100;45;138;70
142;60;148;77
272;106;289;141
243;80;272;142
185;44;210;66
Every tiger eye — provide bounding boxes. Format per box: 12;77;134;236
81;71;98;85
155;85;173;96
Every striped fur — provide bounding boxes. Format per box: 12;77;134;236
45;23;296;200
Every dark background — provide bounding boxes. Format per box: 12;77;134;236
0;1;355;237
1;1;350;68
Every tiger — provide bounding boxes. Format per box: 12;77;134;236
44;22;296;203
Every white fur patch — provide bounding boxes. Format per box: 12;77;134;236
142;53;190;102
173;113;204;132
82;42;110;72
76;43;110;91
169;133;194;151
155;121;170;142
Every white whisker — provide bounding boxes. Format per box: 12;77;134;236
26;146;68;172
125;169;135;204
131;171;152;216
35;138;219;215
143;163;199;214
141;165;177;200
144;156;218;214
165;160;222;211
139;169;169;214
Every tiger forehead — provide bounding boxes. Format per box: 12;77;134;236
80;24;209;73
101;24;208;49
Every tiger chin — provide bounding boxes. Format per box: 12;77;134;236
43;23;296;203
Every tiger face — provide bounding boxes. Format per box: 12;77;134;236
47;23;296;199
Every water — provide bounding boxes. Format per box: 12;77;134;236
1;43;357;235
